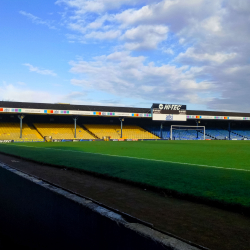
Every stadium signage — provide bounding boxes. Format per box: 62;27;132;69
0;107;152;118
0;140;12;143
1;106;250;121
153;104;186;110
151;103;187;121
186;115;249;121
13;139;44;143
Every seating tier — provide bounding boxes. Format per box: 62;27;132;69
34;123;96;139
84;124;159;139
0;122;42;140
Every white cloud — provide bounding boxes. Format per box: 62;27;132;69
23;63;57;76
19;11;56;29
179;38;185;44
201;16;222;32
56;0;168;48
122;25;168;50
162;48;174;54
85;30;121;40
87;18;106;29
177;48;237;64
69;51;214;105
67;23;87;34
56;0;250;111
0;84;58;103
0;83;89;105
56;0;157;14
115;0;220;30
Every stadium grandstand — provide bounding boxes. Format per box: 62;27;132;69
0;101;250;142
1;100;250;250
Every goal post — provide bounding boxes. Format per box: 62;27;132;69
170;125;205;140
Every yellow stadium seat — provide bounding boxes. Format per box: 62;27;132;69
0;123;43;140
84;124;159;139
33;123;96;140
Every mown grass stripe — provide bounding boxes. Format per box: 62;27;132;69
7;144;250;172
2;141;250;210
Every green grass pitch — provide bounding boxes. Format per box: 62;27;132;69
0;140;250;210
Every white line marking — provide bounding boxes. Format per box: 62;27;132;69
3;144;250;172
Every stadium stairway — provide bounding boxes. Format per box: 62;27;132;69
81;125;99;139
199;130;213;140
84;124;119;139
205;129;229;140
27;123;44;139
142;126;161;138
230;131;244;140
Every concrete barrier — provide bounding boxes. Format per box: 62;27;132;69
0;162;201;250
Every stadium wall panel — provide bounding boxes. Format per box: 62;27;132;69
0;163;199;250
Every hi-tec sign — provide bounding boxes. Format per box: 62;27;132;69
152;104;186;111
159;104;182;110
151;103;186;121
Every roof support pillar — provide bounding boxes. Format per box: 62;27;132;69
18;115;25;139
73;116;78;139
119;118;124;139
160;122;163;139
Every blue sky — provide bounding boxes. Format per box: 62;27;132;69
0;0;249;111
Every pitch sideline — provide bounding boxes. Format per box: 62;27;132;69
2;144;250;172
